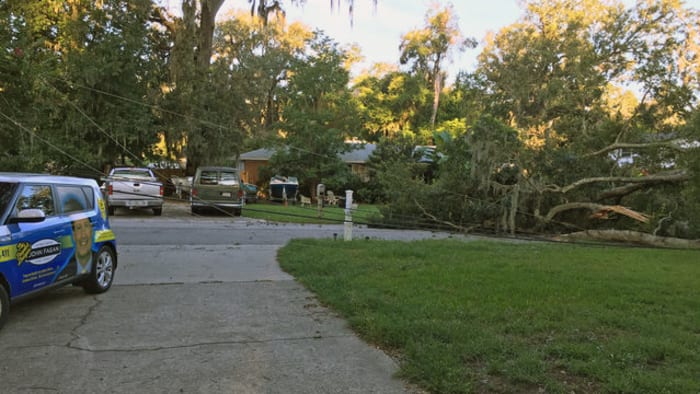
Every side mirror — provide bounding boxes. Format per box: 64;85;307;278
8;208;46;224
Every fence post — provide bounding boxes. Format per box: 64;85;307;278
344;189;353;241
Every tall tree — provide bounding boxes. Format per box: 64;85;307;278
269;31;360;195
399;3;475;129
213;11;312;142
471;0;700;235
0;0;161;174
152;0;379;173
353;68;430;141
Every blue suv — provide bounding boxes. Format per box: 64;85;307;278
0;173;118;329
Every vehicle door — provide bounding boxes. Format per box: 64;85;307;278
54;184;100;279
196;169;224;203
3;183;74;297
218;170;242;204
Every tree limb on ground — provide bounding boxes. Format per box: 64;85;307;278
413;198;477;233
557;230;700;249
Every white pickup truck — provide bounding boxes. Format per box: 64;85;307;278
102;167;164;216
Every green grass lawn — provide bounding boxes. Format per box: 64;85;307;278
242;201;381;224
277;239;700;394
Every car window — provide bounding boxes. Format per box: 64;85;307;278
0;182;18;217
15;184;55;216
199;171;219;185
113;169;151;178
219;171;238;186
56;185;94;214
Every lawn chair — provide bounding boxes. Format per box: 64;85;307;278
299;195;311;207
325;190;339;206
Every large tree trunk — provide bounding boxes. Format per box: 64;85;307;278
197;0;225;70
557;230;700;249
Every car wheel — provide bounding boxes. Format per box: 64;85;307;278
107;206;115;216
191;206;200;215
0;284;9;330
153;207;162;216
82;245;116;294
234;208;242;216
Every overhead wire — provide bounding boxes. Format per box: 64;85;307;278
7;76;647;246
0;111;104;177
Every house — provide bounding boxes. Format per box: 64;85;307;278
238;147;276;184
238;143;377;185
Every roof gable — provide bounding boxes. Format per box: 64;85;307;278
239;144;377;164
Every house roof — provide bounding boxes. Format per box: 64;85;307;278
339;143;376;164
239;148;276;161
239;143;377;164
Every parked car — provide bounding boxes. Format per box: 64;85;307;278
242;183;258;203
190;166;243;216
102;167;164;216
0;173;118;330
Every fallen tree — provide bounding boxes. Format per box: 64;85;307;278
556;229;700;249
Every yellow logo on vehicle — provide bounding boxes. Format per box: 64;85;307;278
94;229;115;243
0;244;16;263
98;198;106;219
16;241;31;266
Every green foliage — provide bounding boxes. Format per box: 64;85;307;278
399;3;475;128
459;0;700;235
213;13;311;142
266;31;359;196
1;0;163;176
353;70;430;141
361;135;418;203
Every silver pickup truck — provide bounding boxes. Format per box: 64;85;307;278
102;167;164;216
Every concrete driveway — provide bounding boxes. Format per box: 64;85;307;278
0;202;445;393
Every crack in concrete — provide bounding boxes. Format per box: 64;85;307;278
63;333;353;353
67;295;102;347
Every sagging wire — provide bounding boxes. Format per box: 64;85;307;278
18;77;593;240
50;76;230;131
0;111;104;177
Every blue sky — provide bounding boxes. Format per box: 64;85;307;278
219;0;525;80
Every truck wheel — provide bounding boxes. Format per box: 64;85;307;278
82;246;116;294
107;206;115;216
153;207;162;216
0;284;10;329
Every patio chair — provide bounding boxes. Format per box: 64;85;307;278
325;190;339;206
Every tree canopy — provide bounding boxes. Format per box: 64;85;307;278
1;0;699;239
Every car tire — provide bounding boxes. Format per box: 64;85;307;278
234;208;242;216
153;207;162;216
191;206;200;215
82;246;116;294
0;284;9;330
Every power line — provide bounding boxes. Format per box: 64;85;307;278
49;76;231;131
0;111;104;177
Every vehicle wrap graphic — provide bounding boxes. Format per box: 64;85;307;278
94;229;116;243
16;239;62;266
98;198;106;219
16;242;31;264
0;244;16;263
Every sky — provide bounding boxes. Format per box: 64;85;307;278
218;0;525;81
